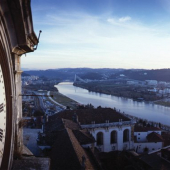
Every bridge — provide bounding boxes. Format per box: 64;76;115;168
74;74;88;83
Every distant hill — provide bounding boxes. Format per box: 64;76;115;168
24;68;170;82
22;72;30;76
24;68;123;81
109;69;170;82
80;72;103;80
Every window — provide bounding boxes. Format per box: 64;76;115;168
96;132;103;145
110;131;117;144
123;129;129;142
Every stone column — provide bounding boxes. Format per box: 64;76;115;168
103;129;110;152
117;127;123;150
14;54;23;157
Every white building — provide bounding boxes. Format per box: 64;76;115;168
134;126;164;153
58;108;135;152
127;80;139;85
158;81;167;86
145;80;158;86
148;88;157;93
86;122;134;152
158;88;170;95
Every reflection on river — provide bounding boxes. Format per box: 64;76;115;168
56;82;170;125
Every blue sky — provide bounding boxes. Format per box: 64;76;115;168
22;0;170;69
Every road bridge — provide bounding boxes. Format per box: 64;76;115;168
74;74;88;83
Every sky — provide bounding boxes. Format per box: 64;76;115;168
22;0;170;70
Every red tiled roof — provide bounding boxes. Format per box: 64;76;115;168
50;128;94;170
73;129;95;145
51;108;130;125
67;128;94;169
45;117;94;146
45;117;81;132
147;132;164;142
134;126;161;132
62;118;81;130
161;132;170;147
140;154;170;169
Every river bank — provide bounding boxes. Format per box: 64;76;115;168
47;91;79;109
73;82;170;107
56;82;170;126
154;100;170;107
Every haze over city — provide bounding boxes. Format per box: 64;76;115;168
23;0;170;70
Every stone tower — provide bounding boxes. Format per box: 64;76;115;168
0;0;38;169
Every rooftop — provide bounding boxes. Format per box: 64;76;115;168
50;128;94;170
73;129;95;145
140;154;170;170
147;132;164;142
50;108;130;125
45;117;81;132
134;126;161;132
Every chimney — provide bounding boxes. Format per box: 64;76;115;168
72;112;78;123
81;155;86;169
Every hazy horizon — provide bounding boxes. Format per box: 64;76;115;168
22;0;170;70
22;67;170;71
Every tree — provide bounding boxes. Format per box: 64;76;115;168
143;121;146;127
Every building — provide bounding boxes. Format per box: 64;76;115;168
50;108;135;152
134;126;164;153
145;80;158;86
127;80;140;85
43;118;98;169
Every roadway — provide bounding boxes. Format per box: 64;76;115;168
47;91;66;109
33;92;46;113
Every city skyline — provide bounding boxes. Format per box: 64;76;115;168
22;0;170;70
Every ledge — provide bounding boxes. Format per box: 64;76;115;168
12;157;50;170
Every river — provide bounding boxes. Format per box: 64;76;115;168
56;82;170;126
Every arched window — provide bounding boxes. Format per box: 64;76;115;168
110;131;117;144
96;132;103;145
123;129;129;142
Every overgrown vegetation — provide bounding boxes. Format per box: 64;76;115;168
74;81;161;101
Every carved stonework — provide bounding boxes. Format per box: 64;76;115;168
0;0;38;169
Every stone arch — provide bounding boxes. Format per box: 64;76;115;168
96;132;103;145
123;129;129;142
110;130;117;144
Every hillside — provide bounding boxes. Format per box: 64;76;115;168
22;72;30;76
23;68;170;82
109;69;170;82
24;68;123;80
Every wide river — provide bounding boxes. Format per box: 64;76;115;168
56;82;170;126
